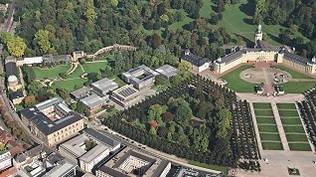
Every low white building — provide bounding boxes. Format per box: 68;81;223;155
24;57;43;65
79;144;110;172
181;50;210;73
0;150;12;171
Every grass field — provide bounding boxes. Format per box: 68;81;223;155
253;103;272;109
52;78;86;92
82;62;108;74
262;142;283;150
188;160;228;175
255;109;274;116
279;81;316;93
278;110;299;117
283;126;305;133
288;143;311;151
220;65;255;92
258;125;278;132
34;65;70;79
260;133;281;141
276;103;297;109
281;118;302;125
256;117;276;124
286;134;308;142
273;66;313;79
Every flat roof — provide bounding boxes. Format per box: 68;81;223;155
112;85;139;98
80;94;106;109
80;144;109;163
91;78;119;95
84;128;120;149
24;57;43;65
70;86;90;98
5;62;19;79
155;64;178;78
9;91;24;100
97;165;129;177
59;134;88;158
122;65;159;84
35;97;63;111
43;160;77;177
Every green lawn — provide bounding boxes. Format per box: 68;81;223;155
253;103;272;109
273;66;313;79
34;65;70;79
260;133;281;141
82;62;108;74
188;160;228;175
278;110;299;117
112;75;126;87
286;134;308;142
276;103;297;109
199;0;214;18
52;78;86;92
283;126;305;133
255;109;274;116
281;118;302;125
220;65;255;92
256;117;276;124
258;125;278;132
262;142;283;150
65;67;84;79
278;81;316;93
288;143;311;151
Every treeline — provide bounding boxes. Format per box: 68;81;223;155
253;0;316;57
15;0;229;61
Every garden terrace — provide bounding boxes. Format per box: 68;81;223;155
276;103;311;151
102;75;260;170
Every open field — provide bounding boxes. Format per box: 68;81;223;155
276;103;297;109
255;109;274;116
281;118;302;125
253;103;272;109
283;126;306;133
278;110;299;117
279;81;316;93
262;142;283;150
82;62;108;73
34;65;70;79
188;160;228;175
256;117;276;124
288;143;311;151
260;133;281;141
221;65;254;92
52;78;86;92
286;134;308;142
258;125;278;132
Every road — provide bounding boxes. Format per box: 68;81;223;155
3;0;16;32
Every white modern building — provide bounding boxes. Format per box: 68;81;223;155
0;150;12;171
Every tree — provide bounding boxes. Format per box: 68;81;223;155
77;101;91;117
85;139;97;151
162;111;174;122
148;104;163;123
0;32;12;45
215;109;232;139
157;126;169;138
155;75;168;85
23;95;36;107
149;126;157;135
110;0;118;7
7;37;27;57
178;61;192;73
34;29;51;53
57;88;70;100
174;99;193;123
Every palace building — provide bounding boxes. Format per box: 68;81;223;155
213;25;316;74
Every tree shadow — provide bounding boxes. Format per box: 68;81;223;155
243;18;253;25
239;1;255;16
211;5;217;12
267;33;282;44
234;34;254;48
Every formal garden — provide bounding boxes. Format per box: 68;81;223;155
253;103;283;150
102;75;261;173
276;103;311;151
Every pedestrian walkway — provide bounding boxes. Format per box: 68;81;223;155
271;103;290;151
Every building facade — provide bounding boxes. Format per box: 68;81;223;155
0;150;12;171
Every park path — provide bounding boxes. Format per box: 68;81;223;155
271;103;290;151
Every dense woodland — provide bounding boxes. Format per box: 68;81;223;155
252;0;316;57
103;75;260;170
14;0;231;62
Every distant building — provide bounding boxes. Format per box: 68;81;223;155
80;94;106;114
42;160;77;177
96;147;171;177
70;86;91;101
0;167;18;177
0;3;8;12
9;91;24;105
155;64;178;79
0;130;13;144
5;56;22;92
0;150;12;171
23;56;43;66
213;25;316;74
122;65;159;89
72;51;85;61
110;85;139;108
59;128;120;173
20;97;84;147
181;50;210;73
91;78;118;96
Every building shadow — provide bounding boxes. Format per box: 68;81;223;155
267;33;282;44
235;34;254;48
